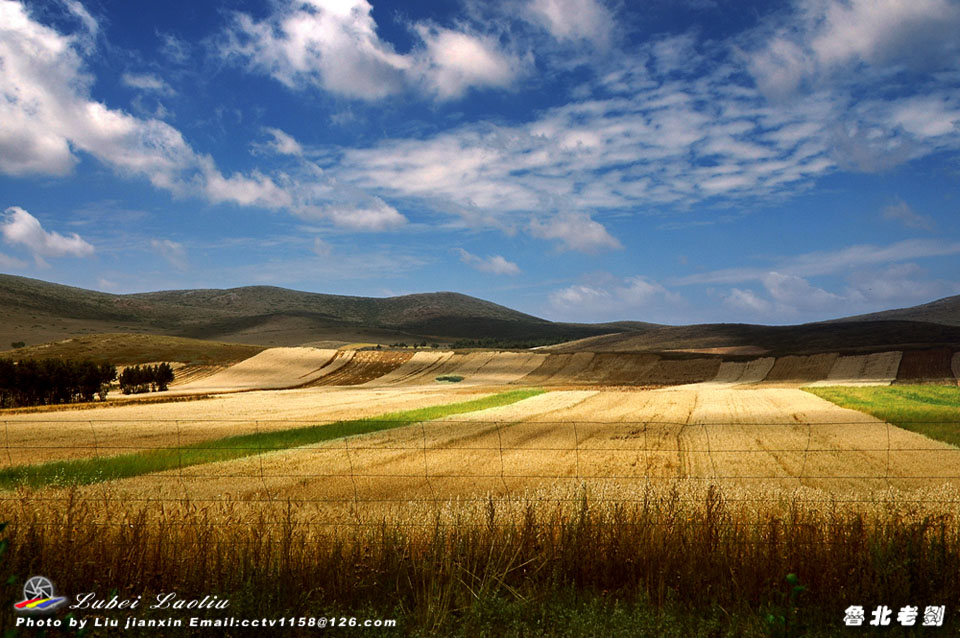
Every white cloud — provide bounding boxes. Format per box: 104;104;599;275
762;272;841;313
724;288;772;315
259;127;303;156
319;198;407;231
456;249;521;275
220;0;524;102
548;275;684;321
747;0;960;96
673;239;960;285
718;263;960;321
0;252;27;269
525;0;614;47
845;262;956;305
414;25;524;100
528;212;620;253
881;198;936;231
1;206;94;265
0;0;287;208
150;239;188;271
121;72;175;95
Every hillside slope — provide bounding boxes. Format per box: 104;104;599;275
0;274;624;347
826;294;960;327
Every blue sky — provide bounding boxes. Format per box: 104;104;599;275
1;0;959;325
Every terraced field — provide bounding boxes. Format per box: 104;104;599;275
156;347;959;394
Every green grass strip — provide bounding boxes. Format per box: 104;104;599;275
804;385;960;447
1;388;544;489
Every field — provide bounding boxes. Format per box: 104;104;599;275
2;349;960;635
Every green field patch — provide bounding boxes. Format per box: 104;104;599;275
805;385;960;447
0;388;544;489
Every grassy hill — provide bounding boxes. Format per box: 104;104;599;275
546;320;960;355
0;274;625;348
0;334;263;366
2;274;957;356
825;294;960;327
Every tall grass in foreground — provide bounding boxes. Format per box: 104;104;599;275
3;483;960;635
0;389;543;489
805;385;960;447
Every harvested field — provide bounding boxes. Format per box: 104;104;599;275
74;386;960;517
394;351;500;385
174;347;337;392
896;347;956;383
516;352;595;385
764;353;838;382
635;357;721;385
366;350;453;385
168;363;224;387
808;351;902;386
711;357;775;384
459;351;547;384
572;353;659;385
0;386;491;467
308;350;414;386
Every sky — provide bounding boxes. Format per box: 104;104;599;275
1;0;959;326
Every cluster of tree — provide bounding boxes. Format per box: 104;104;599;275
449;336;574;349
0;359;117;408
119;363;175;394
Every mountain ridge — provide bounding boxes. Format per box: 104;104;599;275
1;273;957;352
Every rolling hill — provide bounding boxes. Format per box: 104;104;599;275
0;274;638;348
1;274;958;357
826;294;960;327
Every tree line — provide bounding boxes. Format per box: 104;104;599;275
0;359;117;408
119;363;175;394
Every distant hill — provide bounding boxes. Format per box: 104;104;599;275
826;294;960;327
547;320;960;356
0;274;632;348
2;274;957;356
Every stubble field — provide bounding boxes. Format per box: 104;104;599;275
3;357;960;635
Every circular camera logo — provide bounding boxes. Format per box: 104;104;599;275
14;576;66;612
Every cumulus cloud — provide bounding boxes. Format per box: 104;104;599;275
724;288;772;315
762;272;841;313
258;127;304;156
413;25;524;99
220;0;525;101
528;212;621;253
456;249;521;275
0;0;287;208
548;275;683;321
524;0;615;47
150;239;188;271
1;206;94;266
318;198;407;231
747;0;960;97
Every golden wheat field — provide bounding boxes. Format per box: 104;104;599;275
5;382;955;530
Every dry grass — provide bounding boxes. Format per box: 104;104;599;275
4;482;960;634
